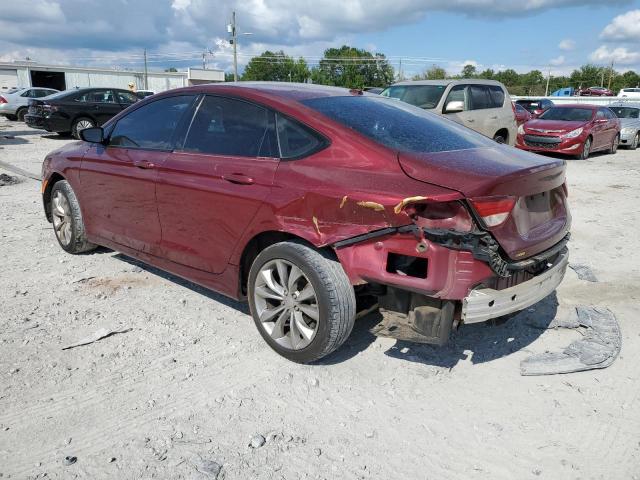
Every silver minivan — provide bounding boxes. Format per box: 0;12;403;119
381;79;517;146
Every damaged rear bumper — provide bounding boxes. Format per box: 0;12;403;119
462;248;568;324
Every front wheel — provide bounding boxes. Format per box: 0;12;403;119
630;132;639;150
50;180;97;254
248;241;356;363
577;137;591;160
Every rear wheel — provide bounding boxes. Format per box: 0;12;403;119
5;114;17;121
50;180;97;254
492;133;507;144
608;134;619;154
72;117;95;139
577;137;591;160
248;241;356;363
16;108;27;122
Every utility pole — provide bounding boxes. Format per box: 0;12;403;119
607;60;614;90
545;66;551;96
202;51;206;70
230;11;238;81
398;58;402;81
143;48;148;90
601;68;605;87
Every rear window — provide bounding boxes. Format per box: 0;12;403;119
539;107;594;122
302;96;490;154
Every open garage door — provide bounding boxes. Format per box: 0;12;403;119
31;70;66;91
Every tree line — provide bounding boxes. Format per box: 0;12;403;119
232;45;640;95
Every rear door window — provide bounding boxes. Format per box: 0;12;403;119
488;85;505;108
110;95;195;150
77;89;117;104
469;85;492;110
116;91;139;105
181;95;278;158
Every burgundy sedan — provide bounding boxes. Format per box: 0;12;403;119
514;103;532;126
516;104;620;160
41;83;570;363
577;86;615;97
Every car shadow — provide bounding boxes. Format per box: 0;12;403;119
0;135;29;145
41;133;73;140
112;253;249;314
319;292;558;368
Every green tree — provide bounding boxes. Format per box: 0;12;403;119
313;45;394;88
164;67;178;73
413;64;447;80
478;68;495;79
570;64;604;89
241;50;310;82
460;64;477;78
224;72;235;82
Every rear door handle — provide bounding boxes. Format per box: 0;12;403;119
134;160;155;169
222;173;254;185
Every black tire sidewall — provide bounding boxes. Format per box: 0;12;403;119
247;243;339;363
16;108;27;122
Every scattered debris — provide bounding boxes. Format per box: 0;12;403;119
192;457;222;478
249;434;266;449
62;327;132;350
71;276;96;284
62;455;77;466
357;201;385;212
569;263;598;282
521;306;621;376
312;216;320;235
0;173;20;186
339;195;348;208
313;448;322;456
307;377;319;387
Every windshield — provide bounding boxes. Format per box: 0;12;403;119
539;107;593;122
609;107;640;119
380;85;447;109
302;95;491;154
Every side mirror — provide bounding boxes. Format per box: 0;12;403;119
80;127;104;143
444;100;464;113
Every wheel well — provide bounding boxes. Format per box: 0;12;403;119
43;173;65;222
16;106;27;113
238;231;332;297
494;128;509;142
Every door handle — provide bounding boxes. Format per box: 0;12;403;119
222;173;254;185
134;160;155;169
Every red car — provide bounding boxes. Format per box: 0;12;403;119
516;104;620;160
514;103;532;126
577;86;614;96
41;83;570;363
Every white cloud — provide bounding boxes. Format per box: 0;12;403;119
549;55;565;66
589;45;640;65
558;39;575;51
600;9;640;41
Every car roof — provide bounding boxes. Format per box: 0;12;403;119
390;79;506;87
548;104;601;110
160;82;371;102
609;102;640;108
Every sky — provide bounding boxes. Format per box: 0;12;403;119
0;0;639;78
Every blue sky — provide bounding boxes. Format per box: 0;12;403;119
0;0;639;77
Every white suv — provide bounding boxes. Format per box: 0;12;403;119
381;79;517;146
618;88;640;99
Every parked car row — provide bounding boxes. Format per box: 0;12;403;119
0;87;59;122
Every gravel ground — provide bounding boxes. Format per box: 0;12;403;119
1;117;639;479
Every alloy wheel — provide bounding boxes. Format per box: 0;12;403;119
582;138;591;159
76;119;94;132
253;259;319;350
52;190;72;246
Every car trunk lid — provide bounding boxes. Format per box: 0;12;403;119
398;146;570;259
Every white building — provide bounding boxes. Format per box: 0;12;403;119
0;62;225;93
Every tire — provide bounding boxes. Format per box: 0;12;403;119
577;137;591;160
608;134;619;154
16;108;27;122
50;180;97;254
71;117;95;139
630;132;639;150
492;133;507;144
247;241;356;363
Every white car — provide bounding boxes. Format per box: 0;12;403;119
0;87;59;121
618;88;640;99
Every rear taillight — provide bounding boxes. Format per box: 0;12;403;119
0;96;6;104
42;104;58;115
469;196;516;227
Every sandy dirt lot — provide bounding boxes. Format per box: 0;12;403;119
1;117;639;479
